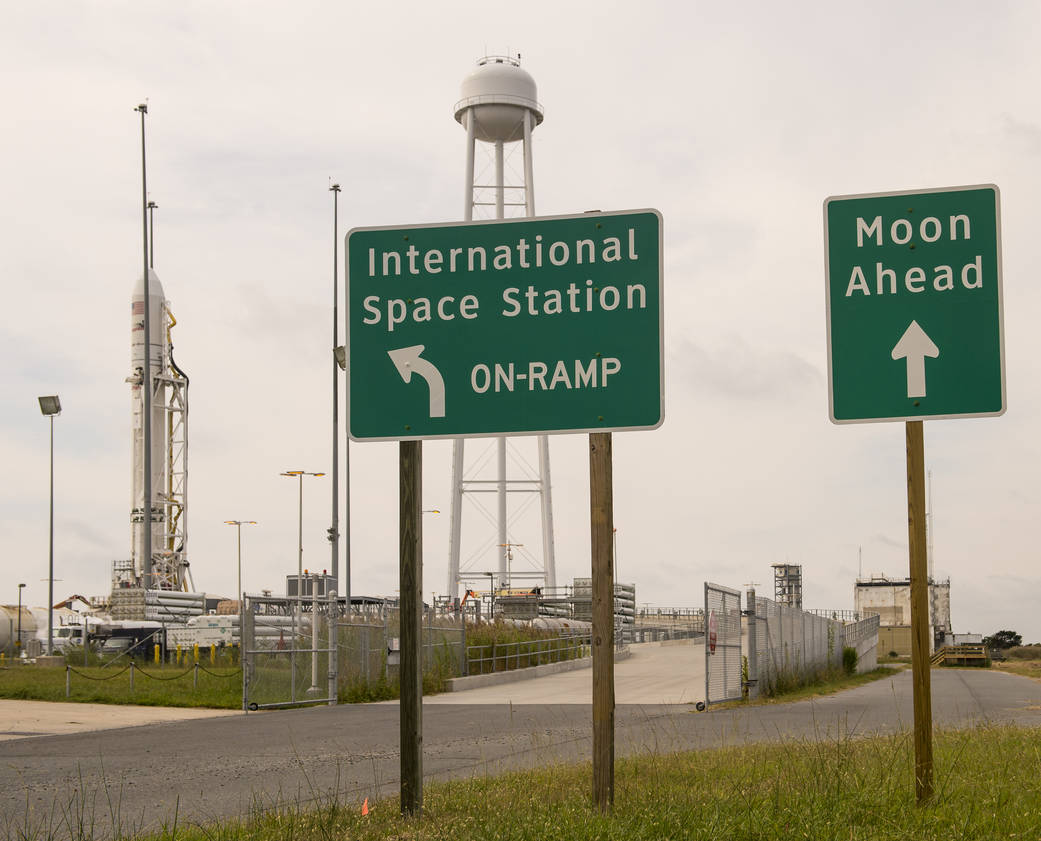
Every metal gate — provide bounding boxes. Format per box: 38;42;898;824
704;582;742;705
242;592;338;710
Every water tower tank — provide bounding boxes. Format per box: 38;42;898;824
454;56;544;144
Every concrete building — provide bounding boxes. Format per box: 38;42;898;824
854;575;951;655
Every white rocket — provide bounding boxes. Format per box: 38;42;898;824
127;270;191;591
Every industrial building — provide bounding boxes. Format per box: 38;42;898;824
854;575;951;655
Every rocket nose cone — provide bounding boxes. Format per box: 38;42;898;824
133;269;166;300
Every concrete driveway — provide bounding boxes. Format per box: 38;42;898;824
425;638;705;705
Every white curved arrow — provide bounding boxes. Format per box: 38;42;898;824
891;320;939;399
388;345;446;418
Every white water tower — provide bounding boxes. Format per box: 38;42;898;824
447;55;557;599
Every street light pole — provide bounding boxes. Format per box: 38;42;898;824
498;543;523;588
281;471;324;675
329;183;341;600
38;395;61;655
224;520;257;603
16;583;25;653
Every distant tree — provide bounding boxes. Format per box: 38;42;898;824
983;630;1022;649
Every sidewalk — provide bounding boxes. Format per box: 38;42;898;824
0;699;239;741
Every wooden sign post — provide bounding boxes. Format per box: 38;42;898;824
399;440;423;816
826;186;1005;805
905;421;933;802
589;431;615;812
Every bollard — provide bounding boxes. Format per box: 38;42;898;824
176;644;182;665
129;660;135;692
66;665;71;698
193;643;199;663
210;645;216;666
194;662;199;690
154;644;160;664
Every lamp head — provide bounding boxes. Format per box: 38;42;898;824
38;395;61;416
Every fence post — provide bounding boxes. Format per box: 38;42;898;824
129;660;135;693
194;662;199;691
746;588;758;700
65;665;70;698
328;590;338;707
461;616;468;677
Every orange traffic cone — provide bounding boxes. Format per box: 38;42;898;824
361;797;369;816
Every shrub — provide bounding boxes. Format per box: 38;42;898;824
1005;646;1041;661
842;646;858;675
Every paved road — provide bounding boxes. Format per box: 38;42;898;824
1;667;1039;840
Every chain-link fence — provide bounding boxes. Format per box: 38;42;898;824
704;582;743;706
747;591;845;698
335;610;465;694
242;593;337;710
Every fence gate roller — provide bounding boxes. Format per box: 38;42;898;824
704;582;742;705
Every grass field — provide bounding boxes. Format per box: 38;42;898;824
32;723;1031;841
0;662;242;708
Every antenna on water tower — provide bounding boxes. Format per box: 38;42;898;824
447;54;556;600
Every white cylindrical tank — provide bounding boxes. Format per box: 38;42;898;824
130;269;168;582
0;606;38;651
454;55;543;144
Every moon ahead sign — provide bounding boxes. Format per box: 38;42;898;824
346;209;663;441
824;185;1004;424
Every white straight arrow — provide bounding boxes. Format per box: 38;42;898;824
388;345;446;418
891;320;939;399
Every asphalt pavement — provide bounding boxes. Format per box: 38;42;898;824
1;661;1039;840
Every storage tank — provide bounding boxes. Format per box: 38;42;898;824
0;605;39;651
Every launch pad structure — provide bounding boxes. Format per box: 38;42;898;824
112;268;201;622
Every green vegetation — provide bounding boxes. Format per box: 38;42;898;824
464;620;588;675
842;645;858;675
0;662;241;708
1003;644;1041;660
45;724;1036;841
757;666;896;704
982;629;1022;649
1;621;583;708
994;645;1041;683
760;656;878;699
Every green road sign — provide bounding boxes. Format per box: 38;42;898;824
824;185;1004;423
346;209;663;441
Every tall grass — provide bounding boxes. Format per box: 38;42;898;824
465;619;588;674
15;724;1035;841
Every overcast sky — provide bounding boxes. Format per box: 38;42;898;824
3;2;1040;641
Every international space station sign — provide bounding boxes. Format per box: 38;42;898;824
346;210;663;441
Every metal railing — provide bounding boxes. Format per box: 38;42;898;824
466;634;590;675
808;608;862;622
